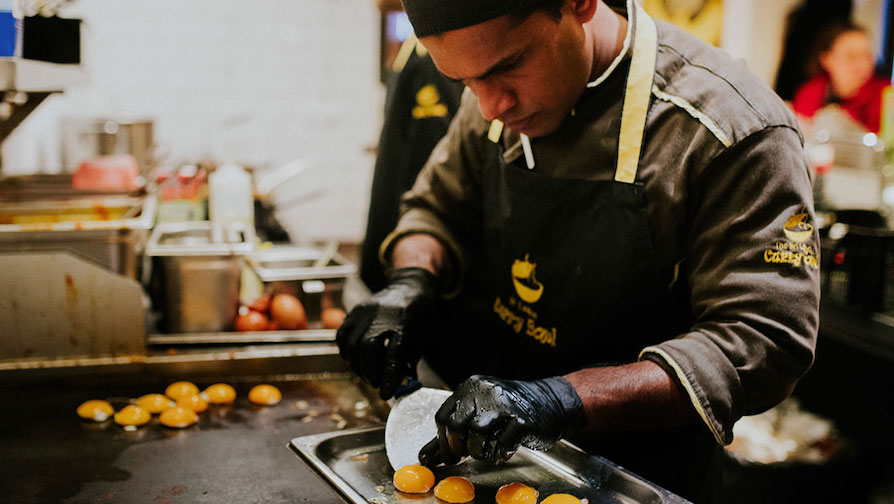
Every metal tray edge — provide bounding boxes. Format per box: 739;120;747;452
289;427;376;504
289;426;692;504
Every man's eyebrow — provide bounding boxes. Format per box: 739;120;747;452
447;52;523;82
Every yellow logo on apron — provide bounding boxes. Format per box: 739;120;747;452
412;84;448;119
511;254;544;303
492;254;557;347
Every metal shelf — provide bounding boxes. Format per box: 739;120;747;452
0;57;86;91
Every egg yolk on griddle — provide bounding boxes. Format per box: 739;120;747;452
433;476;475;503
114;405;151;427
248;384;282;406
204;383;236;404
392;464;435;494
165;381;199;400
136;393;175;414
495;482;539;504
76;400;114;422
540;493;584;504
159;407;199;428
176;394;208;413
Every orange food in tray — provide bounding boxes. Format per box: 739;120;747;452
433;476;475;503
393;464;435;494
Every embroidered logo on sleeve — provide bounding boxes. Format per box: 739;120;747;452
411;84;448;119
763;209;819;270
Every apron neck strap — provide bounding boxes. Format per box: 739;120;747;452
614;1;658;184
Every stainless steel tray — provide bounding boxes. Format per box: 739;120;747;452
250;244;356;281
0;174;145;201
290;426;690;504
0;194;154;278
147;328;335;345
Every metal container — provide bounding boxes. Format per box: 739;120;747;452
61;118;155;173
0;252;145;362
146;221;254;333
291;426;690;504
0;173;145;201
249;244;356;326
0;192;155;279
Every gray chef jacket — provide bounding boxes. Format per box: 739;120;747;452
381;0;819;472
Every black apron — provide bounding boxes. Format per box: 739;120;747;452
422;5;722;502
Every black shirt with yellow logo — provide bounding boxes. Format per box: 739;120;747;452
381;6;819;456
360;38;464;292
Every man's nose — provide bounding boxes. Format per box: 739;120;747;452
472;81;516;121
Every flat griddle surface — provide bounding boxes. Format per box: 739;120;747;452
0;376;385;504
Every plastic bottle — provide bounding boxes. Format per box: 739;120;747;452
208;164;254;230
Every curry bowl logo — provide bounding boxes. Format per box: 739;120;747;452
511;254;544;303
783;211;814;243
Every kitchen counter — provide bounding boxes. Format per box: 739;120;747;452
0;373;388;504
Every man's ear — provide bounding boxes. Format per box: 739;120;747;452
568;0;599;24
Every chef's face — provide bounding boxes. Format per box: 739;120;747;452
420;4;592;137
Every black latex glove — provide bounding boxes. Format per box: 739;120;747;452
418;375;586;466
336;267;439;400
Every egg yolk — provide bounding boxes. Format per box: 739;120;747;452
433;476;475;503
165;381;199;400
204;383;236;404
540;494;584;504
392;464;435;494
248;384;282;406
114;405;151;427
176;394;208;413
76;400;114;422
136;393;175;414
495;482;539;504
159;407;199;428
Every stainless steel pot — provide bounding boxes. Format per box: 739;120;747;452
61;118;156;173
146;221;255;333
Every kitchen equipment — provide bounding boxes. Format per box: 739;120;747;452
821;220;894;313
249;244;356;326
384;386;449;470
0;191;155;279
290;426;690;504
61;118;155;173
809;127;888;211
0;173;144;201
208;163;253;229
146;221;254;333
1;374;388;503
0;251;145;361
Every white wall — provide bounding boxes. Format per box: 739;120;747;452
4;0;383;243
722;0;887;87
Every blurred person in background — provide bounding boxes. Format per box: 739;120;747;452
774;0;852;102
791;22;889;133
641;0;724;46
360;0;464;292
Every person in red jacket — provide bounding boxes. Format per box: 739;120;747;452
792;22;890;133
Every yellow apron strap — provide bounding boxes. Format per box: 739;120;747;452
392;34;419;73
615;1;658;184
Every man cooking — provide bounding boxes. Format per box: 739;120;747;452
337;0;819;501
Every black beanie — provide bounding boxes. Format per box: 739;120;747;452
402;0;554;37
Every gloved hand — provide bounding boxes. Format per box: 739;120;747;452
418;375;586;466
336;267;439;400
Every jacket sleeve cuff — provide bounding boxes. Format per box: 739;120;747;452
378;209;466;298
639;337;741;445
